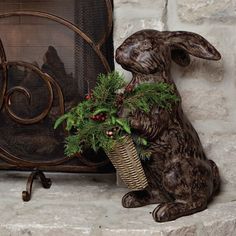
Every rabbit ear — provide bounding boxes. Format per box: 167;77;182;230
165;31;221;61
171;48;190;67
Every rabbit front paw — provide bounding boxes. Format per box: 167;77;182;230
122;190;152;208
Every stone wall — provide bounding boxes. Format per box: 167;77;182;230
113;0;236;187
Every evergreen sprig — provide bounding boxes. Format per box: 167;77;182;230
54;71;129;156
92;72;126;105
123;82;179;113
54;71;179;157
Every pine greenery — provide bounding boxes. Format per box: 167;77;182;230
54;71;179;157
124;82;179;113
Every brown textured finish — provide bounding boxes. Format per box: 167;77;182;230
115;29;221;222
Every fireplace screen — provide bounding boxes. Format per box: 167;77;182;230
0;0;114;173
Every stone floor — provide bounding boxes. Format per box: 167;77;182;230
0;171;236;236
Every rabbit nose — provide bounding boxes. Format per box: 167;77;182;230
115;48;123;63
116;47;130;64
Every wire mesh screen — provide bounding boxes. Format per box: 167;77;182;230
75;0;114;96
0;0;114;172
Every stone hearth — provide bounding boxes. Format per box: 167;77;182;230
0;171;236;236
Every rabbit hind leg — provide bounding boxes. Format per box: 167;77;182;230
152;158;211;222
152;199;207;222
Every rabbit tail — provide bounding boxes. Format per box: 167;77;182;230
209;159;220;196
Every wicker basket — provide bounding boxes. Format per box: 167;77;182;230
106;135;148;191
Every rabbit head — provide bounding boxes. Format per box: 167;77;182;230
115;30;221;76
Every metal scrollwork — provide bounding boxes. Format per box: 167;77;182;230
0;38;7;111
0;0;113;169
4;62;54;125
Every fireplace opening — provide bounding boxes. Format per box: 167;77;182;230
0;0;114;172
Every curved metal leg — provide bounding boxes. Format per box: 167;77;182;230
22;170;52;202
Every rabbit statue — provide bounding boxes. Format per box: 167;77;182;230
115;30;221;222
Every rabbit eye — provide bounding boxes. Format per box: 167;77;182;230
142;40;152;51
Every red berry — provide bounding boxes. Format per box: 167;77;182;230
125;85;133;92
106;130;113;137
86;94;92;100
90;115;97;120
85;92;93;100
